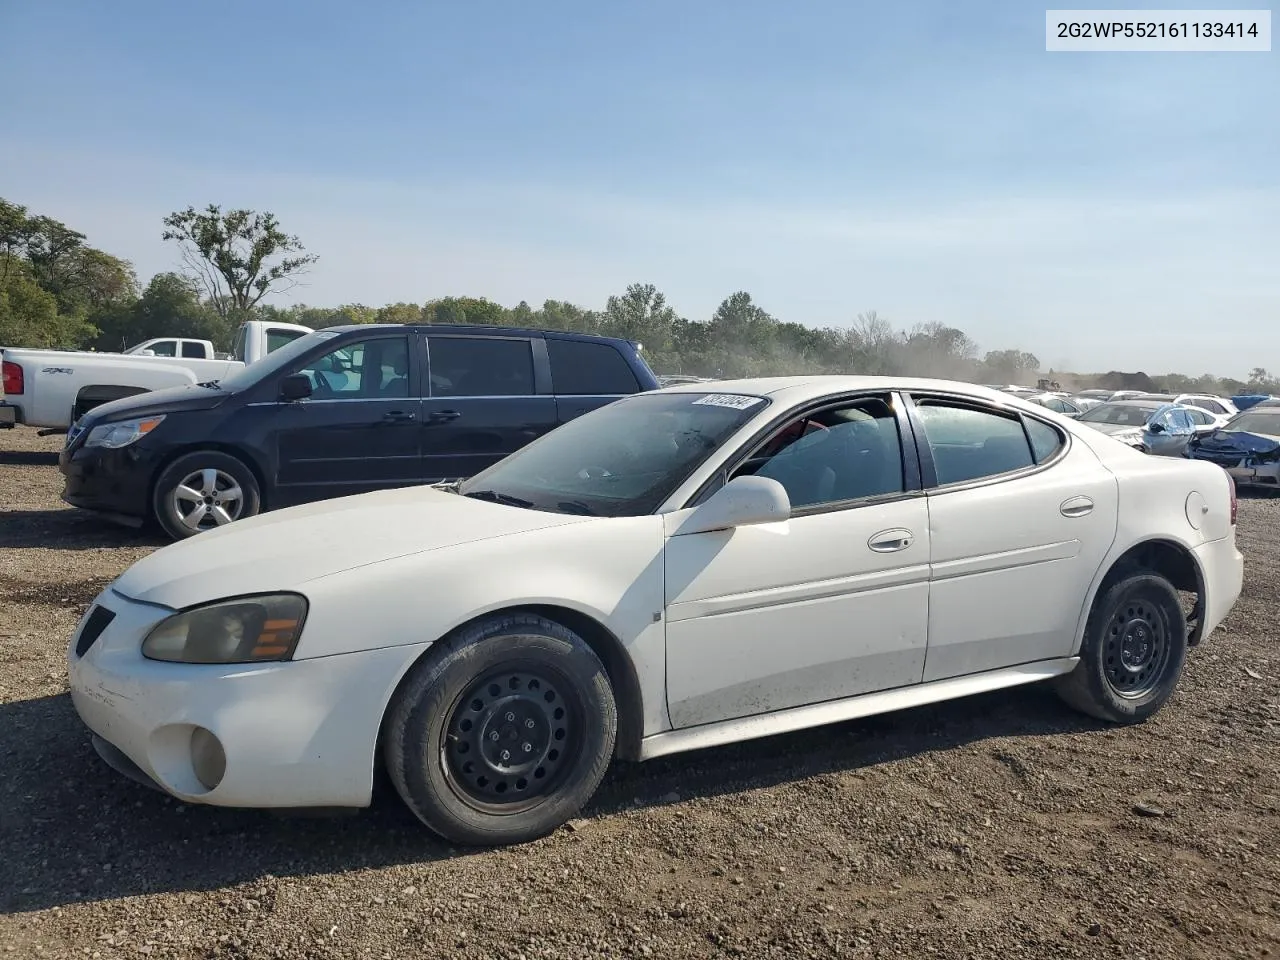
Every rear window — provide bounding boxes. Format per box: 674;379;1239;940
547;339;640;395
180;341;205;358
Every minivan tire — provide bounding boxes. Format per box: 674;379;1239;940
152;450;262;541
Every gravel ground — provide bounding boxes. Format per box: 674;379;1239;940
1;425;1277;960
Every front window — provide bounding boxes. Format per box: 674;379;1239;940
457;391;768;517
215;330;341;392
297;337;410;399
1223;412;1280;437
1078;403;1159;426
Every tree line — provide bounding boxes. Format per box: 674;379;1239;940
1;196;1273;396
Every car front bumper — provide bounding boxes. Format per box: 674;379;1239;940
67;587;427;809
59;441;160;521
1225;460;1280;489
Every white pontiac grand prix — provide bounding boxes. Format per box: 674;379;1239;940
67;377;1244;845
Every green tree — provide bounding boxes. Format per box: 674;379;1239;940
92;273;228;351
162;205;318;323
422;296;509;325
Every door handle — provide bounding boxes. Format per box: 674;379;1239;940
381;410;417;423
868;528;914;553
426;409;461;424
1060;496;1094;518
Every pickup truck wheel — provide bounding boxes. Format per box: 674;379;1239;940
1053;572;1188;724
152;451;261;540
383;614;617;846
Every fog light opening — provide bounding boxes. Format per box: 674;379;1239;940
190;727;226;791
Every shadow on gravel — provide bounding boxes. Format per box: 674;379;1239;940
0;448;60;467
0;683;1102;914
0;509;165;550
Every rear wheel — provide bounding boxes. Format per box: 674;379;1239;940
383;613;617;846
1054;571;1188;723
152;450;261;540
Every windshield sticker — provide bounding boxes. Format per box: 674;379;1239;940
691;394;765;410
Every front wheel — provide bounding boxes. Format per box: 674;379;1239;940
383;614;617;846
152;451;262;540
1054;571;1188;723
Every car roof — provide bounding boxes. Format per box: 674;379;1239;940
317;323;641;346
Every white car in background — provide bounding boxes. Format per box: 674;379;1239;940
67;377;1244;846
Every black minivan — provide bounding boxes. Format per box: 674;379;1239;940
59;324;660;539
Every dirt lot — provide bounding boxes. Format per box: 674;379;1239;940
1;425;1277;960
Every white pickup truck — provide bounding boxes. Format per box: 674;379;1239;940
0;319;313;431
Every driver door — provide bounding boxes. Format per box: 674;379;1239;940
271;334;423;506
663;393;931;728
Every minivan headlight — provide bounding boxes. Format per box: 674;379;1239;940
84;415;165;449
142;594;308;664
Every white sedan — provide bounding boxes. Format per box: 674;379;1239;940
67;377;1244;846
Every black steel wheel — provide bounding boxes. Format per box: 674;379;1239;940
383;613;617;846
1054;571;1188;724
442;666;579;812
1101;598;1172;699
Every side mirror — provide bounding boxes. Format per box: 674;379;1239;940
1148;421;1166;434
672;475;791;536
279;374;313;402
136;349;156;357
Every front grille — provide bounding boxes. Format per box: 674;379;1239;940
75;605;116;657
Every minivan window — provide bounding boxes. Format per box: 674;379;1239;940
429;337;535;397
548;339;640;395
215;330;341;392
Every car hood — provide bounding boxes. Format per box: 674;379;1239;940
110;485;592;609
1192;429;1280;454
82;383;226;424
1080;421;1144;436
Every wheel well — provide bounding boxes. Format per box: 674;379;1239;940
375;603;647;778
1098;539;1206;644
147;444;270;513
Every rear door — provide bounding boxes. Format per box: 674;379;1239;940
272;333;422;505
905;394;1118;682
421;333;558;481
545;337;644;423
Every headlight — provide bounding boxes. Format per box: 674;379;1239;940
84;415;165;449
142;593;308;664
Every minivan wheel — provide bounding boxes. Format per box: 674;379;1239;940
1053;571;1188;724
152;450;261;540
383;613;617;846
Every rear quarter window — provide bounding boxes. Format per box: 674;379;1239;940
548;339;641;395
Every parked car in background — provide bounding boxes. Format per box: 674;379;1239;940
59;324;660;540
1185;405;1280;491
1073;389;1113;401
1107;390;1148;401
1;319;313;431
66;376;1243;846
124;337;220;359
1132;393;1238;418
1076;400;1197;456
1069;396;1104;412
1182;405;1232;436
1230;395;1274;411
1250;397;1280;409
1024;393;1087;417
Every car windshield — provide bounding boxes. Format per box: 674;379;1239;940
215;330;341;392
1078;402;1160;426
1223;412;1280;437
456;391;769;517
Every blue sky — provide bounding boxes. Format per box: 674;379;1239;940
1;1;1276;376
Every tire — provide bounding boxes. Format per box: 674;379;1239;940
383;613;617;846
151;450;262;541
1053;571;1188;723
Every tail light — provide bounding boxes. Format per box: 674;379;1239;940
1228;473;1237;525
2;360;23;395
